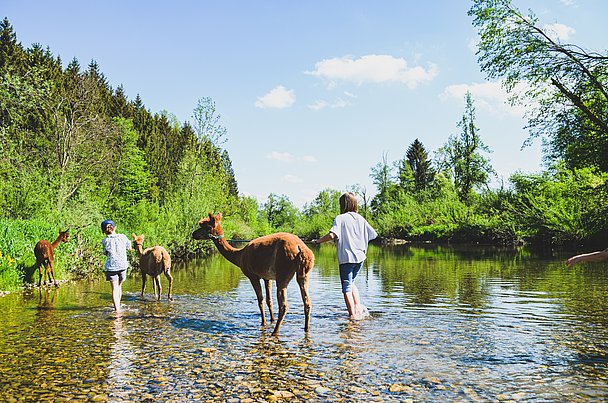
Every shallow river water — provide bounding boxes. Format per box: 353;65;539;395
1;244;608;402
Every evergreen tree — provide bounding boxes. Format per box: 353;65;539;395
406;139;434;192
0;18;24;72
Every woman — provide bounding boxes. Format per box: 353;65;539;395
313;192;377;319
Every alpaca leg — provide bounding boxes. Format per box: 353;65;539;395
151;275;158;300
155;276;162;301
264;279;274;322
37;263;43;287
248;277;266;326
141;273;147;299
165;270;174;301
272;287;289;336
44;263;52;286
49;261;57;286
297;274;312;332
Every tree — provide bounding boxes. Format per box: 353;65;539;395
263;193;299;231
437;92;494;203
192;97;227;146
0;18;24;72
304;189;341;218
406;139;434;192
370;152;394;208
469;0;608;171
106;118;151;223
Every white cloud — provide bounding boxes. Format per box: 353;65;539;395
305;54;438;89
255;85;296;109
301;155;317;163
561;0;575;6
544;23;576;42
308;98;352;110
266;151;295;162
282;174;303;184
440;81;529;117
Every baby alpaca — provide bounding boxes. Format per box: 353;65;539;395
132;234;173;301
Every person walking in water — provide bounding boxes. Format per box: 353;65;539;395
101;219;132;312
313;192;377;320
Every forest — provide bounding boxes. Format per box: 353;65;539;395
1;0;607;291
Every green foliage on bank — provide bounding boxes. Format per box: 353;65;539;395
0;18;244;290
2;0;608;292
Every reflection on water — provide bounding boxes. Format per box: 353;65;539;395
0;245;607;401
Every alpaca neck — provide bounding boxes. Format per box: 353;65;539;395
213;237;243;268
135;244;144;256
50;235;63;250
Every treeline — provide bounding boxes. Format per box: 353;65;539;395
1;0;608;291
253;0;608;247
0;17;266;289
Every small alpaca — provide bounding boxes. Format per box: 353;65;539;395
192;212;315;335
34;228;70;287
132;234;173;301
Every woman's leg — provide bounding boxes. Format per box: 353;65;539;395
340;263;363;319
343;291;357;318
351;284;361;313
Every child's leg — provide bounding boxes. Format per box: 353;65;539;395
110;279;122;312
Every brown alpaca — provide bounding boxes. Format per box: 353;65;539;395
132;234;173;301
192;212;315;336
34;229;70;287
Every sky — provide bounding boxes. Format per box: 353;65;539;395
3;0;607;208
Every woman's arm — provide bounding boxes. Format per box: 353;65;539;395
312;232;336;244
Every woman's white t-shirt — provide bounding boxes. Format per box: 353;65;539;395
330;212;377;264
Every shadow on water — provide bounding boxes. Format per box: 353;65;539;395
171;317;241;334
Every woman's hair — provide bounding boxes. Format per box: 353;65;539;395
339;192;358;214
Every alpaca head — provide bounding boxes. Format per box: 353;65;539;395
58;228;70;243
192;212;224;240
132;233;145;248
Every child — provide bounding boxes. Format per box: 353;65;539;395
566;248;608;266
313;192;377;320
101;219;132;312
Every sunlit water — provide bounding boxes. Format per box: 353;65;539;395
1;244;608;401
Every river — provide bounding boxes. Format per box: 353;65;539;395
1;243;607;401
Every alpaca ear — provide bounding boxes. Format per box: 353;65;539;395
132;233;136;239
215;212;222;222
207;212;214;220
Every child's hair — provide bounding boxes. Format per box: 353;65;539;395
339;192;358;214
103;224;115;235
101;219;116;235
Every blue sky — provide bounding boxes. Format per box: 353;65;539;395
3;0;607;208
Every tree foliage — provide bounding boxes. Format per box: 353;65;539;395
437;92;494;203
469;0;608;171
0;18;241;284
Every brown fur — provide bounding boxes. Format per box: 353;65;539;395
132;234;173;301
34;229;70;287
192;212;315;335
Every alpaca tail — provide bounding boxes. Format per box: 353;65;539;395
296;243;315;274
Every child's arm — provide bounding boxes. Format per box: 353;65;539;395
566;249;608;267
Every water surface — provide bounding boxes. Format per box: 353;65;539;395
1;244;607;401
